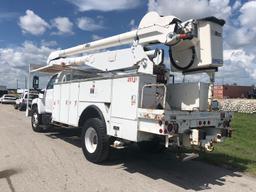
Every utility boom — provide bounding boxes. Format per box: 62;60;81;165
30;12;231;164
47;12;182;64
46;12;225;74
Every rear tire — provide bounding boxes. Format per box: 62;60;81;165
81;118;109;163
31;107;44;132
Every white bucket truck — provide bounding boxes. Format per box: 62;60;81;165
30;12;232;163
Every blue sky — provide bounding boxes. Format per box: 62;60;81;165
0;0;147;48
0;0;255;88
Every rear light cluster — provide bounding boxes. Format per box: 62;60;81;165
159;121;179;134
198;120;211;126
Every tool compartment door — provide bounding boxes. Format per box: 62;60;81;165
79;79;111;103
68;82;79;126
52;84;61;122
111;76;139;119
109;75;156;141
59;83;70;124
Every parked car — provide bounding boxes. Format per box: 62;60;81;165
14;92;38;111
0;94;17;104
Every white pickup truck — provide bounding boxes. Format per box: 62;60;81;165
15;91;38;111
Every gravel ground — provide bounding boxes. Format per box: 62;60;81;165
0;104;256;192
219;99;256;113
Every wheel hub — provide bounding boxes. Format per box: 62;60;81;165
85;127;98;153
32;113;38;127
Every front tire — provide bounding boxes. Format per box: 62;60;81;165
31;107;44;132
81;118;109;163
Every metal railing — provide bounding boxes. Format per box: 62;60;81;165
140;84;167;109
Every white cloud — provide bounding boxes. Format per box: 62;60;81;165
19;10;49;35
77;17;104;31
0;41;52;68
129;19;136;30
223;49;256;80
232;0;241;10
51;17;74;35
239;1;256;29
225;25;256;48
225;1;256;47
65;0;140;11
40;40;58;47
148;0;231;21
0;42;54;88
91;34;103;41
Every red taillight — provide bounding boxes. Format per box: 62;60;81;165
159;129;163;134
164;129;167;134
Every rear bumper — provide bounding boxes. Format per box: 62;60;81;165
137;108;232;151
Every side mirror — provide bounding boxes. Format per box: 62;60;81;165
33;76;39;89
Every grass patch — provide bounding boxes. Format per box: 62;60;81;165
200;113;256;175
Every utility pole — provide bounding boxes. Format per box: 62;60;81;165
16;79;19;90
26;64;30;117
25;76;27;89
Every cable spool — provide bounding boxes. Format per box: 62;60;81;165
169;46;195;71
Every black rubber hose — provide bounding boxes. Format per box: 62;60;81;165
169;46;195;70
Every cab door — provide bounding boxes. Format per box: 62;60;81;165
45;74;58;113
